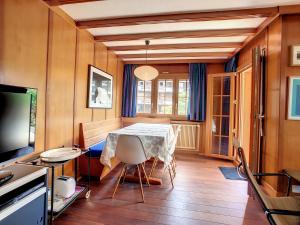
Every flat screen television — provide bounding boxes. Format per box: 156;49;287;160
0;84;37;165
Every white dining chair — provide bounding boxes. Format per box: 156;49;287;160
169;125;181;176
112;134;150;203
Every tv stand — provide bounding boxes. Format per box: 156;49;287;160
0;164;48;225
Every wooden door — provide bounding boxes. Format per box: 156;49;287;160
206;73;235;160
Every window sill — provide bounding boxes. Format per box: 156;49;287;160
136;113;204;124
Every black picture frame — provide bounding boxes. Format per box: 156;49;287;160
87;65;113;109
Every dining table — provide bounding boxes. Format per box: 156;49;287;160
100;123;175;185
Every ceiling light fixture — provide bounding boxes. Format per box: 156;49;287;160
134;40;159;81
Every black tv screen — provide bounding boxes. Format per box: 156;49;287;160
0;84;37;165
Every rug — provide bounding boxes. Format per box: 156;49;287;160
219;167;246;181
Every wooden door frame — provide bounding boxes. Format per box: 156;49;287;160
234;65;253;164
205;72;236;160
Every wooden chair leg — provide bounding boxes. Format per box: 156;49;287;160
112;164;126;198
141;163;150;187
122;165;128;184
173;155;177;167
149;157;158;177
137;164;145;203
168;165;174;188
171;159;176;177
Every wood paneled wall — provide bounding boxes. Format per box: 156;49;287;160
207;63;225;74
0;0;124;174
93;42;108;122
46;11;77;149
264;18;282;191
116;59;124;118
106;51;118;120
0;0;49;153
237;15;300;194
73;30;94;145
279;14;300;175
152;64;189;74
149;63;224;75
238;31;267;70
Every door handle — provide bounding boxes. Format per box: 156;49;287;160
256;114;264;119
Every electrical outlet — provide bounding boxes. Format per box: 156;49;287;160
292;185;300;193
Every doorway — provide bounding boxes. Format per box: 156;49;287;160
238;67;252;163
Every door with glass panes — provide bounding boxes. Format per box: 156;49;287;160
205;73;235;159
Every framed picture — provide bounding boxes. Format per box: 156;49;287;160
290;45;300;66
287;76;300;120
87;65;113;108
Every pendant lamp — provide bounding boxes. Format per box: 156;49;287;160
134;40;159;81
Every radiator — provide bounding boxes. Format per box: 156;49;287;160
172;123;200;151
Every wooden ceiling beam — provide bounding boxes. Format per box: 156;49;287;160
119;52;231;59
279;4;300;14
107;42;242;51
123;59;227;64
77;7;278;29
95;28;256;42
44;0;102;6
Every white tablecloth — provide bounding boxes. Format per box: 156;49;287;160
100;123;175;168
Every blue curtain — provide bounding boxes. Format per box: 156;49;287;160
224;53;240;72
122;64;137;117
188;63;207;121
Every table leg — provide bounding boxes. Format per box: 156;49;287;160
88;151;91;189
62;164;64;176
75;158;77;181
50;166;54;225
141;163;150;187
149;158;158;177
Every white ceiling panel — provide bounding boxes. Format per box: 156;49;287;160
103;36;248;47
60;0;300;21
88;18;266;36
115;48;236;55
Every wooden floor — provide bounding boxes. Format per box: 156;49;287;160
55;153;269;225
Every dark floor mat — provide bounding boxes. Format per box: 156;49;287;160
219;167;246;181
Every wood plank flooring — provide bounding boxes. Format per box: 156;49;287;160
55;153;269;225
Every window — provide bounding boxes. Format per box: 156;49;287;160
157;79;173;114
136;75;190;117
177;79;190;115
137;80;152;113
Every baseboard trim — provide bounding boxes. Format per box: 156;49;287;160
197;153;233;161
261;180;278;197
233;159;239;167
175;149;199;155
